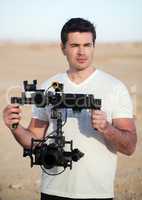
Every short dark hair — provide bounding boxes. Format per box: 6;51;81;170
61;18;96;46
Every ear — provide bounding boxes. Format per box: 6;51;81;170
60;43;66;55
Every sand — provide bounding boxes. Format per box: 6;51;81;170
0;42;142;200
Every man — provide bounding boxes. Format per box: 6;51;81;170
3;18;137;200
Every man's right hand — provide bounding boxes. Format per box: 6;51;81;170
3;105;22;130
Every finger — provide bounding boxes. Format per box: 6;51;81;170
10;105;21;112
91;112;106;120
91;109;101;113
91;115;105;120
92;119;107;124
92;111;107;118
92;121;102;127
91;109;104;115
94;110;105;115
92;119;106;126
92;120;108;130
7;104;19;109
8;114;21;120
7;107;21;115
9;118;20;125
6;118;20;127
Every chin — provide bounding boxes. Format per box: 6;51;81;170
76;64;90;71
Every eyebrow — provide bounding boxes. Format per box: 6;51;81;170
70;43;92;47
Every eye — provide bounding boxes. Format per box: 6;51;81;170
84;43;92;47
70;44;79;47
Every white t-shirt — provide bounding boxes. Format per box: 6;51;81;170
32;69;133;199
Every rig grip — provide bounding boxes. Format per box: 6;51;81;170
94;107;101;131
11;123;19;130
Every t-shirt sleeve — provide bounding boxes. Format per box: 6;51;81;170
32;105;49;121
112;82;133;119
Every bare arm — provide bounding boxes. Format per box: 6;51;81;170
11;118;49;148
91;110;137;155
3;105;49;149
102;118;137;155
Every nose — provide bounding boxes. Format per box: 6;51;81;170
78;46;85;55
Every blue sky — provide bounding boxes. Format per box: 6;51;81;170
0;0;142;42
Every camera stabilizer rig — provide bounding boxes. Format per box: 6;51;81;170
11;80;101;175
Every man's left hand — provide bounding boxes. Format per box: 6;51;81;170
91;110;109;133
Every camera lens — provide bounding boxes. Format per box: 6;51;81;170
42;151;58;169
32;91;45;107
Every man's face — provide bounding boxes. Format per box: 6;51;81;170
62;32;94;71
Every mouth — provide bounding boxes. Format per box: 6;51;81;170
76;58;87;64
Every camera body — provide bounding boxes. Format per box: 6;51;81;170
24;139;84;170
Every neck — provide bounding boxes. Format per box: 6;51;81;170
67;66;96;84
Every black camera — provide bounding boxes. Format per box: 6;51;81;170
11;80;101;174
24;139;84;170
